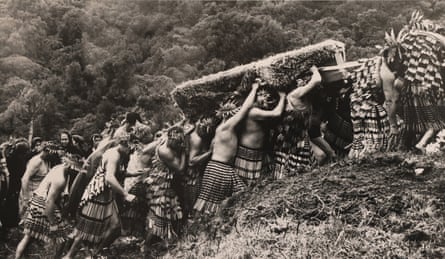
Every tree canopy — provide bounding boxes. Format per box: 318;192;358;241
0;0;444;142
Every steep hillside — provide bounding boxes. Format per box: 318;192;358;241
166;152;445;258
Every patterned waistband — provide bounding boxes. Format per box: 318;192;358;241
208;159;233;168
236;145;264;161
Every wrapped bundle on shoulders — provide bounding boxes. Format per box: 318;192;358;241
171;39;345;121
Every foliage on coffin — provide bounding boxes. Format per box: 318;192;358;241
171;40;345;121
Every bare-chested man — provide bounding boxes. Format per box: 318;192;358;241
121;126;155;237
272;66;322;179
19;142;61;217
179;117;215;219
235;85;286;185
63;135;136;259
193;82;259;215
15;164;72;259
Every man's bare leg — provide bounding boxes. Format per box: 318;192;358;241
415;128;435;152
94;210;121;255
15;234;31;259
62;236;82;259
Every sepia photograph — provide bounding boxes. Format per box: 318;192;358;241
0;0;445;258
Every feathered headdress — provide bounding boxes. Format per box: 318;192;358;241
196;116;216;139
380;10;445;97
215;100;241;120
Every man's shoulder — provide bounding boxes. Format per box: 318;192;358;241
28;155;43;166
47;165;66;186
157;144;173;159
103;147;120;160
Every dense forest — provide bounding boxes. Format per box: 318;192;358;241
0;0;444;142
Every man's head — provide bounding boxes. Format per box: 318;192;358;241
255;84;279;110
41;141;62;167
124;112;142;126
133;124;153;145
167;126;185;152
195;116;217;141
60;131;72;148
32;137;43;153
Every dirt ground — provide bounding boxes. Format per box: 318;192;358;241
1;152;445;258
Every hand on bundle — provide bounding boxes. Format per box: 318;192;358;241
252;78;261;90
124;193;136;202
309;65;322;85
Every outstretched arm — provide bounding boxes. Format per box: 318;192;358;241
189;150;212;167
221;82;259;130
288;66;322;101
249;92;287;120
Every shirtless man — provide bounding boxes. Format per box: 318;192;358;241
193;82;259;215
235;85;286;185
272;66;322;179
63;136;136;259
20;143;61;216
15;164;72;259
180;117;215;219
121;126;157;237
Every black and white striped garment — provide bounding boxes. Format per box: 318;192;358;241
194;160;246;215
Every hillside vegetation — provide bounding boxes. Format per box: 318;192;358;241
0;0;444;141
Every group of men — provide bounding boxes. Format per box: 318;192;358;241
0;66;333;258
2;39;445;257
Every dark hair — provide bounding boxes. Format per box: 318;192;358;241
255;85;279;110
382;48;407;78
125;112;142;125
60;130;73;144
31;137;42;149
196;116;217;142
167;126;185;153
41;141;62;168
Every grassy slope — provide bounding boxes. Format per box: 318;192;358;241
168;152;445;258
1;152;444;258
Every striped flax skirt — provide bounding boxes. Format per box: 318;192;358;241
23;193;70;244
234;145;265;185
194;160;246;215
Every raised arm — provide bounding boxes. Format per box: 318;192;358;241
221;82;259;130
288;66;322;101
248;92;286;120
